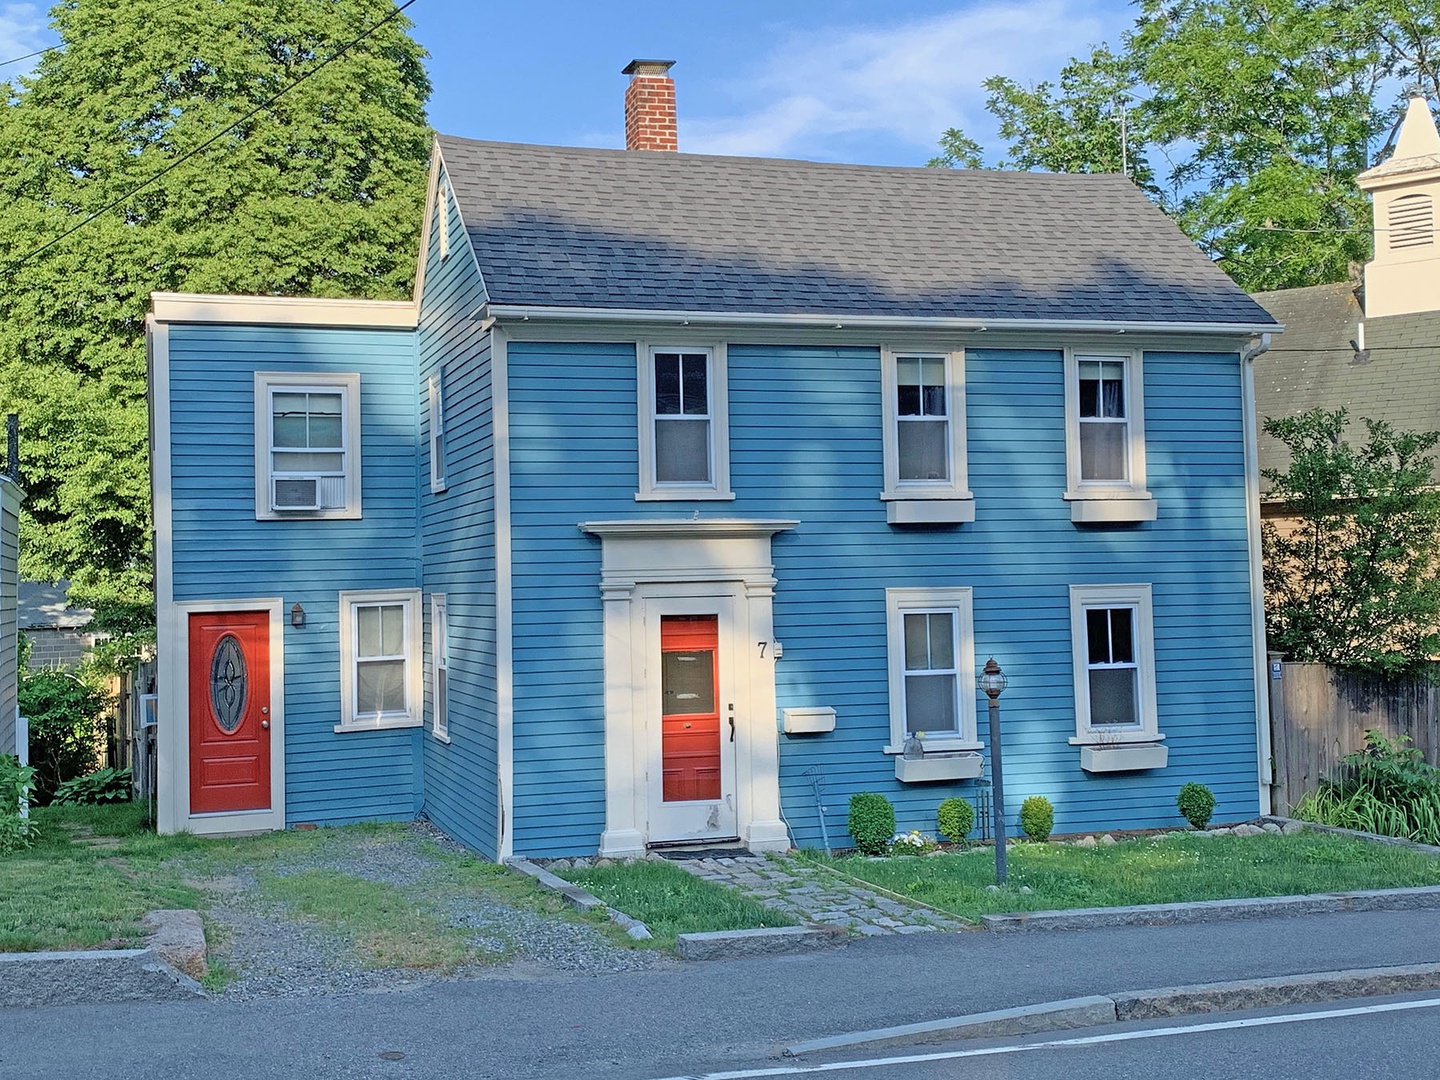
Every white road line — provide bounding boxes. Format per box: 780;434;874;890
651;996;1440;1080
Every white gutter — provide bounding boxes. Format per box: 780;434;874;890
482;303;1281;337
1240;332;1274;814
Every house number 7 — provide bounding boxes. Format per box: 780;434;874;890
757;641;767;657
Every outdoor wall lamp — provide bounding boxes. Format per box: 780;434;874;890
978;657;1008;883
291;603;305;629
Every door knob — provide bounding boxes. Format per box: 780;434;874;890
261;720;270;730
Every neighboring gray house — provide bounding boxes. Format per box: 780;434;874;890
19;579;99;669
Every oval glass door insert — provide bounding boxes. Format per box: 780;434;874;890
210;634;248;734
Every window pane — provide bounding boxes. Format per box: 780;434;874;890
655;418;711;483
680;354;708;416
272;414;308;448
1101;373;1125;419
1109;608;1135;664
899;419;948;481
1086;608;1111;664
655;353;681;415
380;605;404;656
1080;422;1127;481
905;673;957;734
1079;376;1099;418
921;359;945;415
273;450;344;474
903;613;928;670
928;612;954;669
357;606;381;657
357;658;405;715
1089;667;1137;725
309;412;343;449
922;382;946;418
662;648;716;715
897;358;922;416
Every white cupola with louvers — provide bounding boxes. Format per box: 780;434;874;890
1357;95;1440;318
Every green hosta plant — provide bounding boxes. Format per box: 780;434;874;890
937;797;975;845
53;766;132;806
0;754;38;853
1177;783;1217;830
847;792;896;856
1019;795;1054;842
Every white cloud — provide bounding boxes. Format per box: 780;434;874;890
683;0;1124;161
0;3;50;79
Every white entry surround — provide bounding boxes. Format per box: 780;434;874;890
579;519;798;857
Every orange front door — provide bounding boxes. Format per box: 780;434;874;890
189;611;271;814
660;614;721;802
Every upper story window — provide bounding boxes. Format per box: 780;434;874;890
1068;583;1160;745
636;343;733;500
884;587;979;753
337;588;422;733
880;348;973;524
1063;348;1155;523
254;372;361;521
429;372;447;493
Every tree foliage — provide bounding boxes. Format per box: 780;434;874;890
930;0;1440;292
1262;409;1440;676
0;0;432;602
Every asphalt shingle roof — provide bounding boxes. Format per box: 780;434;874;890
1252;282;1440;478
436;135;1278;327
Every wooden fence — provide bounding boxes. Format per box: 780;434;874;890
1269;662;1440;814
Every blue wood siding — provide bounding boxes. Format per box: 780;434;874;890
167;322;422;826
506;341;1260;855
417;164;501;859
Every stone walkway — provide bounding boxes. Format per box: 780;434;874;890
669;855;969;935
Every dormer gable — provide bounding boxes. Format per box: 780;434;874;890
1357;95;1440;318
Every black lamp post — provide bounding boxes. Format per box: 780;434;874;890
979;657;1008;884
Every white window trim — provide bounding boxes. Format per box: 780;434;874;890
1062;347;1153;506
884;587;980;753
880;347;973;509
635;342;734;501
429;372;447;493
336;588;423;733
431;593;449;742
254;371;362;521
1068;583;1162;745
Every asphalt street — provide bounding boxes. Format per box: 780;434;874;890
4;909;1440;1080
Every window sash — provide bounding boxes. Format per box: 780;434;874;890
899;608;961;737
433;595;448;737
351;601;411;720
429;374;446;489
1072;594;1152;736
269;387;348;478
651;350;714;486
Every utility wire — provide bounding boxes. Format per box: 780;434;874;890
0;0;419;280
0;0;201;69
0;47;47;69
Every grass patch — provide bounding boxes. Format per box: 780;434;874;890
559;860;797;948
806;832;1440;924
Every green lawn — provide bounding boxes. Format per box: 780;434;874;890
559;859;797;947
807;832;1440;923
1;805;622;978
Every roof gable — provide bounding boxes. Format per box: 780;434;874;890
435;135;1276;329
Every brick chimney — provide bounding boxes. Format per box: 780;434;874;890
623;59;678;151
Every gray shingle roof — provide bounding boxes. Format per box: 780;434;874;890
1252;282;1440;479
436;135;1277;327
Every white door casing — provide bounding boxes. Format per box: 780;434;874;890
579;519;797;857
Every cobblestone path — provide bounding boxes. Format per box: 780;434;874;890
670;855;969;935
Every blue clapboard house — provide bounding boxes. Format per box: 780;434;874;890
150;62;1281;857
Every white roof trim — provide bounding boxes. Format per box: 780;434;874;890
150;292;417;328
484;303;1279;336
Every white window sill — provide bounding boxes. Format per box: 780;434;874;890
430;482;448;495
430;729;452;744
895;751;984;783
1068;732;1164;746
635;489;736;502
884;739;983;755
259;506;362;522
1064;493;1157;523
334;717;423;734
1078;742;1168;772
881;494;976;525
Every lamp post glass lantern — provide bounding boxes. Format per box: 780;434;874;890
979;657;1007;883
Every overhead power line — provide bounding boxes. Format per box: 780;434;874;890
0;0;202;69
0;0;419;281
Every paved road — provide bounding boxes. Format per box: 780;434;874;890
4;909;1440;1080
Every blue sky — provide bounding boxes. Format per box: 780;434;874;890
0;0;1135;166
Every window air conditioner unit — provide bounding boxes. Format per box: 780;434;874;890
272;476;322;511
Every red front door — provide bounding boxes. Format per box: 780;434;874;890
660;614;722;802
189;611;271;814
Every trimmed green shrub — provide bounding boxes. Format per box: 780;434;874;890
53;766;132;806
937;797;975;845
0;754;38;853
1177;782;1217;829
1019;795;1054;842
19;669;109;804
847;792;896;856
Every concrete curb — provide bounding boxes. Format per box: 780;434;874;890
0;949;205;1009
981;885;1440;933
676;925;846;962
783;962;1440;1056
1260;815;1440;857
143;909;207;980
505;858;653;940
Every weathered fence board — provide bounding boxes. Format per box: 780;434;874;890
1270;662;1440;814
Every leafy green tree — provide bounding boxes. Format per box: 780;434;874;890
930;0;1440;292
1262;409;1440;676
0;0;432;603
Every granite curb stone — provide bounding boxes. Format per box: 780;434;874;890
676;926;846;961
505;857;653;940
0;949;205;1009
143;909;208;979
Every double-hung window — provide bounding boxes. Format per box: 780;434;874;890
1068;584;1160;746
254;372;362;520
429;372;447;493
636;344;732;499
1063;349;1154;522
431;593;449;740
885;588;979;752
337;589;422;732
880;349;973;523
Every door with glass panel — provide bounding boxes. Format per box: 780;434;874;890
189;610;271;814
